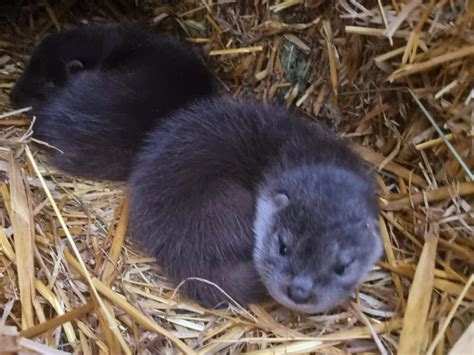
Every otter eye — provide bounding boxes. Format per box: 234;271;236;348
334;265;347;275
334;259;354;276
279;240;288;256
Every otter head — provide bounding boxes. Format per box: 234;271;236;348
10;29;93;110
253;165;382;313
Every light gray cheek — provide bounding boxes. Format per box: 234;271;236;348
253;197;275;239
264;256;281;270
318;289;350;312
252;245;266;267
253;246;279;281
340;261;371;288
265;269;289;295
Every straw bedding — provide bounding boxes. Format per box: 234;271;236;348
0;1;472;354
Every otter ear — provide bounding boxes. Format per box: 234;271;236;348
66;59;84;75
273;193;289;210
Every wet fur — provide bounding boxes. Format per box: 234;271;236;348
129;97;382;310
11;24;217;180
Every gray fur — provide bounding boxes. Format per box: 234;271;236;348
129;96;382;312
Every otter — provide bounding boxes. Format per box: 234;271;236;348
129;97;383;313
10;24;217;180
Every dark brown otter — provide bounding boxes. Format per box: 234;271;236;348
10;23;218;180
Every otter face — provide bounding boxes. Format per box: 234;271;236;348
253;166;382;313
10;32;86;109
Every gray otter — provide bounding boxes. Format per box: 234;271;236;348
10;24;217;180
129;97;383;313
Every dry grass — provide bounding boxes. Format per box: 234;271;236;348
0;0;473;354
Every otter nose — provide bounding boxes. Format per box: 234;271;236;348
288;276;313;304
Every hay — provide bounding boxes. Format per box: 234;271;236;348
0;0;472;353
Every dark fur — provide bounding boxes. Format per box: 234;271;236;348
11;24;217;180
129;97;382;310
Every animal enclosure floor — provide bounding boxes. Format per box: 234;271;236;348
0;1;472;354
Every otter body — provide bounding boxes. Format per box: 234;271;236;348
11;24;217;180
129;97;382;312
